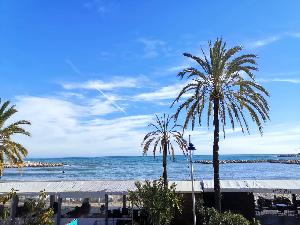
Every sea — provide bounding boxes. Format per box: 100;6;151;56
1;154;299;181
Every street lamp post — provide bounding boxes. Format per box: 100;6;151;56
188;135;196;225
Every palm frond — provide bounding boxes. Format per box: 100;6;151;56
141;113;188;158
0;100;31;176
172;38;269;137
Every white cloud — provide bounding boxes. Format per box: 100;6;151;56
184;124;300;155
62;77;143;114
247;32;300;49
12;95;153;157
88;98;119;115
249;36;280;48
258;78;300;84
64;60;131;113
289;32;300;38
219;127;300;154
10;95;300;157
134;83;187;101
137;38;171;58
62;78;139;90
134;80;195;102
15;96;118;119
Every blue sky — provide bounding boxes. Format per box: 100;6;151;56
1;0;300;157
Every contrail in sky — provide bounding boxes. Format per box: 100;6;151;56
95;88;126;113
65;59;82;75
65;58;126;114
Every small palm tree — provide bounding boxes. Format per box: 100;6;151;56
0;99;31;177
172;38;270;210
142;114;188;187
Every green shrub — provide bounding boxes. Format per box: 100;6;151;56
22;191;54;225
197;203;252;225
128;179;182;225
0;189;17;220
0;190;54;225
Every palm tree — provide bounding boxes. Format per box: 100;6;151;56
172;38;270;210
0;99;31;177
142;114;188;187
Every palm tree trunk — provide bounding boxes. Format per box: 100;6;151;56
213;97;221;211
162;141;168;188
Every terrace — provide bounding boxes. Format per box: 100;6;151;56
0;180;299;225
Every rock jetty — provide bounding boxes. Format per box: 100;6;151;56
4;161;64;168
194;159;300;165
277;154;300;157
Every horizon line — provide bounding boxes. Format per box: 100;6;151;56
25;153;291;159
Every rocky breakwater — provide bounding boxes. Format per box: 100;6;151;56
4;161;64;168
277;154;300;157
194;159;300;165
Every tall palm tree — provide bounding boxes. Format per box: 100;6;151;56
142;114;188;187
172;38;270;210
0;99;31;177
